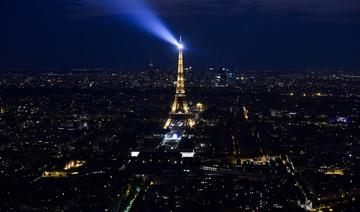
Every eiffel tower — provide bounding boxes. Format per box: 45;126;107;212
164;37;195;129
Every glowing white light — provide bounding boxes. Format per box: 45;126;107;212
130;151;140;157
177;44;184;49
181;151;195;158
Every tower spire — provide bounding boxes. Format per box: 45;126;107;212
176;38;185;95
163;36;194;129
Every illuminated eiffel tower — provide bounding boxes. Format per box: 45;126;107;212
164;37;195;129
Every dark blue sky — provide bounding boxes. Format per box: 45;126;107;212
1;0;360;70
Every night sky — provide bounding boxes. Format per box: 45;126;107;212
1;0;360;70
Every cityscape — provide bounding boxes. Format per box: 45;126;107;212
1;62;359;211
1;0;360;211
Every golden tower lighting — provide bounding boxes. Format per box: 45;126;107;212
164;37;195;129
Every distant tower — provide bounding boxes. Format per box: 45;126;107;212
148;61;154;78
164;37;195;129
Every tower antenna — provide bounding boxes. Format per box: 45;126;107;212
164;36;194;129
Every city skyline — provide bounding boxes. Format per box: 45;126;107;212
1;1;360;211
2;68;359;211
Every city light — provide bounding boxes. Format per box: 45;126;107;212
2;0;360;211
180;151;195;158
130;151;140;157
196;102;204;112
64;160;86;170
